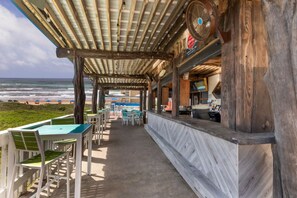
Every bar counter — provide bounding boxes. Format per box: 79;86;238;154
145;111;274;198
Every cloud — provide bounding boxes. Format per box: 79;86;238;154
0;5;73;77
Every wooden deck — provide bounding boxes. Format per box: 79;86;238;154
22;116;196;198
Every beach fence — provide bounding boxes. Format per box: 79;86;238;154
0;114;72;198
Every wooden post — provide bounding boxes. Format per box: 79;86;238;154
91;78;98;113
143;86;147;123
98;88;105;109
73;56;85;124
261;0;297;196
139;91;143;111
221;0;273;132
157;80;162;114
148;81;153;111
172;60;179;117
162;87;169;105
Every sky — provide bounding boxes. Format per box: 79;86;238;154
0;0;73;78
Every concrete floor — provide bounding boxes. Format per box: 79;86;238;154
23;116;197;198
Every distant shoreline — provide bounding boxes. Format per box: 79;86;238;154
0;100;92;105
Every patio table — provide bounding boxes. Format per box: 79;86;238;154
8;124;92;198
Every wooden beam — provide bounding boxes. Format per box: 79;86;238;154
172;61;179;117
144;0;174;50
73;56;86;124
137;0;160;50
163;23;187;52
92;78;98;113
53;0;97;74
80;0;104;74
99;83;147;87
151;0;187;51
103;87;145;91
86;73;146;80
105;0;112;50
158;14;186;51
124;0;136;50
157;80;162;114
56;47;173;60
130;0;148;50
178;40;221;75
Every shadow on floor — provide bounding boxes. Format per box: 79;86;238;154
23;116;196;198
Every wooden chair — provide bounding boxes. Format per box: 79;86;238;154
8;129;70;198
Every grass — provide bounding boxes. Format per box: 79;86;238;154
0;102;91;131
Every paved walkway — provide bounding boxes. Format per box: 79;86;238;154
24;116;197;198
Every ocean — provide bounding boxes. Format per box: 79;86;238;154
0;78;93;102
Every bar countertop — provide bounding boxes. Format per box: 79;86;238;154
147;111;275;145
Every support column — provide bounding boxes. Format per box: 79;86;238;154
262;0;297;196
143;86;147;123
157;80;162;114
139;90;143;111
148;81;153;111
98;88;105;109
91;78;98;113
73;56;85;124
172;60;179;117
221;0;273;132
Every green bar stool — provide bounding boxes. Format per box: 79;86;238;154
51;118;77;154
8;129;70;198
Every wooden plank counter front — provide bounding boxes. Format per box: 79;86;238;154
145;112;274;198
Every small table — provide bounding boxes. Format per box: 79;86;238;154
36;124;92;198
36;124;92;197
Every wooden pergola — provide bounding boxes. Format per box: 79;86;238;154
12;0;297;197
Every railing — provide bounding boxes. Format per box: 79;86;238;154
0;114;72;198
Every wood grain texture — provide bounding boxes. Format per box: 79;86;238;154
157;80;162;114
238;144;273;198
172;61;179;117
221;0;273;133
162;87;169;105
146;112;273;197
152;112;275;145
73;56;85;124
261;0;297;196
179;78;190;106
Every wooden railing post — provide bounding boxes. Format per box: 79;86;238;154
73;56;85;124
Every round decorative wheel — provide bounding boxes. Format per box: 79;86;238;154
186;0;217;42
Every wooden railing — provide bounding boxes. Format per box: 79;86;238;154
0;114;72;198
